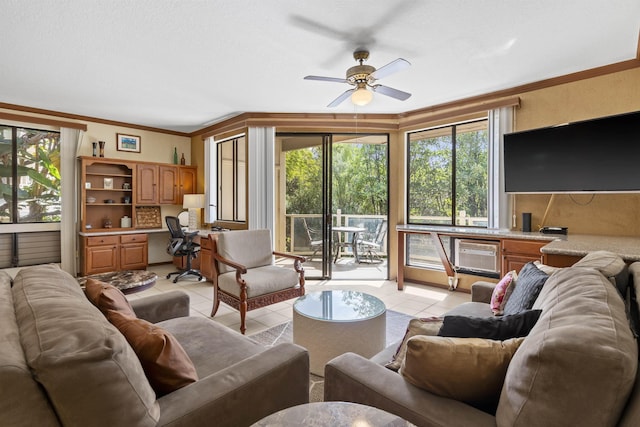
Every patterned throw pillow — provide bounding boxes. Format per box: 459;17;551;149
490;271;517;315
385;317;443;371
503;262;550;316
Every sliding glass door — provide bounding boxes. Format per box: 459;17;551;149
275;133;388;280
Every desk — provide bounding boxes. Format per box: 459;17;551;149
332;226;366;263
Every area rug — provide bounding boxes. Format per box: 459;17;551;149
248;310;413;402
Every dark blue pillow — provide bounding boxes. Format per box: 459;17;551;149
438;309;542;341
503;262;549;316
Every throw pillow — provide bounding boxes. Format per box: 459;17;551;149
502;263;549;316
85;278;136;318
401;336;524;413
438;309;542;340
108;310;198;396
490;270;517;315
385;317;443;371
533;260;562;276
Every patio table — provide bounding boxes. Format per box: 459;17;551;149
332;226;366;263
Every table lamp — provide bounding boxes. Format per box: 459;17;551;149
183;194;205;230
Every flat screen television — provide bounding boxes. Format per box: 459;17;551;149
503;110;640;193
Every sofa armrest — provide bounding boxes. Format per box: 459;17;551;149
471;281;496;303
325;352;495;427
156;343;309;427
130;291;190;323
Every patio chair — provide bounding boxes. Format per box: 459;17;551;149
209;229;306;334
359;220;388;263
303;218;323;260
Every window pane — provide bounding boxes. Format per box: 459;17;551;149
455;121;488;227
408;127;452;224
16;128;61;223
0;127;12;223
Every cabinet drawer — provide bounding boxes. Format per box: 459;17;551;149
86;235;119;246
502;239;546;256
120;234;148;244
200;236;211;249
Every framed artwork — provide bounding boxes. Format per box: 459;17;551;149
116;133;141;153
103;178;113;189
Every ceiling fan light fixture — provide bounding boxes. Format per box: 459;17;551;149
351;87;373;106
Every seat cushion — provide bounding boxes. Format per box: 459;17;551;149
12;264;159;427
0;271;60;427
218;265;300;298
158;316;265;378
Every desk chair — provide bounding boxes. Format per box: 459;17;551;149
165;216;203;283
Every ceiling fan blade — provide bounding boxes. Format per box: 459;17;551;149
327;89;355;108
371;84;411;101
369;58;411;80
304;75;349;84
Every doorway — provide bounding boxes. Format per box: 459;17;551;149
275;132;389;280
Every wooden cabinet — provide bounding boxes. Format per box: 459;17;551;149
178;166;197;204
81;234;148;276
120;234;148;270
135;164;196;205
501;239;546;274
81;158;134;233
136;164;159;204
199;236;212;281
159;165;179;204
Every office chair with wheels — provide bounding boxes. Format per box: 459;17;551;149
165;216;203;283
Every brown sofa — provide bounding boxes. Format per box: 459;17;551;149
325;253;640;427
1;264;309;427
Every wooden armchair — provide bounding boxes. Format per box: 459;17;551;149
209;229;305;334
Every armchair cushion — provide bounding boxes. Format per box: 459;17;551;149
216;229;274;273
218;265;300;298
108;310;198;396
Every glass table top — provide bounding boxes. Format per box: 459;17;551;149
293;290;386;322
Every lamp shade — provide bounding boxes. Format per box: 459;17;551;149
183;194;205;209
351;87;373;106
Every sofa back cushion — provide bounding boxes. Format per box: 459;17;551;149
0;271;60;427
216;229;273;274
12;264;159;427
497;266;637;427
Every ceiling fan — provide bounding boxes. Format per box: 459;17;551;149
304;50;412;107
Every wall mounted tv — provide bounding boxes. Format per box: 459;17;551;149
504;110;640;193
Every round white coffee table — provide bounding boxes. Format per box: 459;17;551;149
251;402;414;426
293;290;386;376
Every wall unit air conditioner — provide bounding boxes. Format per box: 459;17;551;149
454;239;500;274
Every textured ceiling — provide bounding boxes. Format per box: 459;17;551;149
1;0;638;133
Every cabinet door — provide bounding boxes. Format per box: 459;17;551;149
120;243;148;270
159;165;179;205
85;245;118;275
178;166;197;204
136;164;158;204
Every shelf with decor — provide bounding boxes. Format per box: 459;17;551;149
80;157;136;233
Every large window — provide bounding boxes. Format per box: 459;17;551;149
407;119;488;227
0;125;61;223
217;135;246;223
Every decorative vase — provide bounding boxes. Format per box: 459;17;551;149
180;153;186;165
92;142;97;157
98;141;105;157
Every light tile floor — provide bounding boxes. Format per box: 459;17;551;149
128;264;471;336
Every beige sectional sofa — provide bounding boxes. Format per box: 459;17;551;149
325;253;640;427
1;264;309;427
